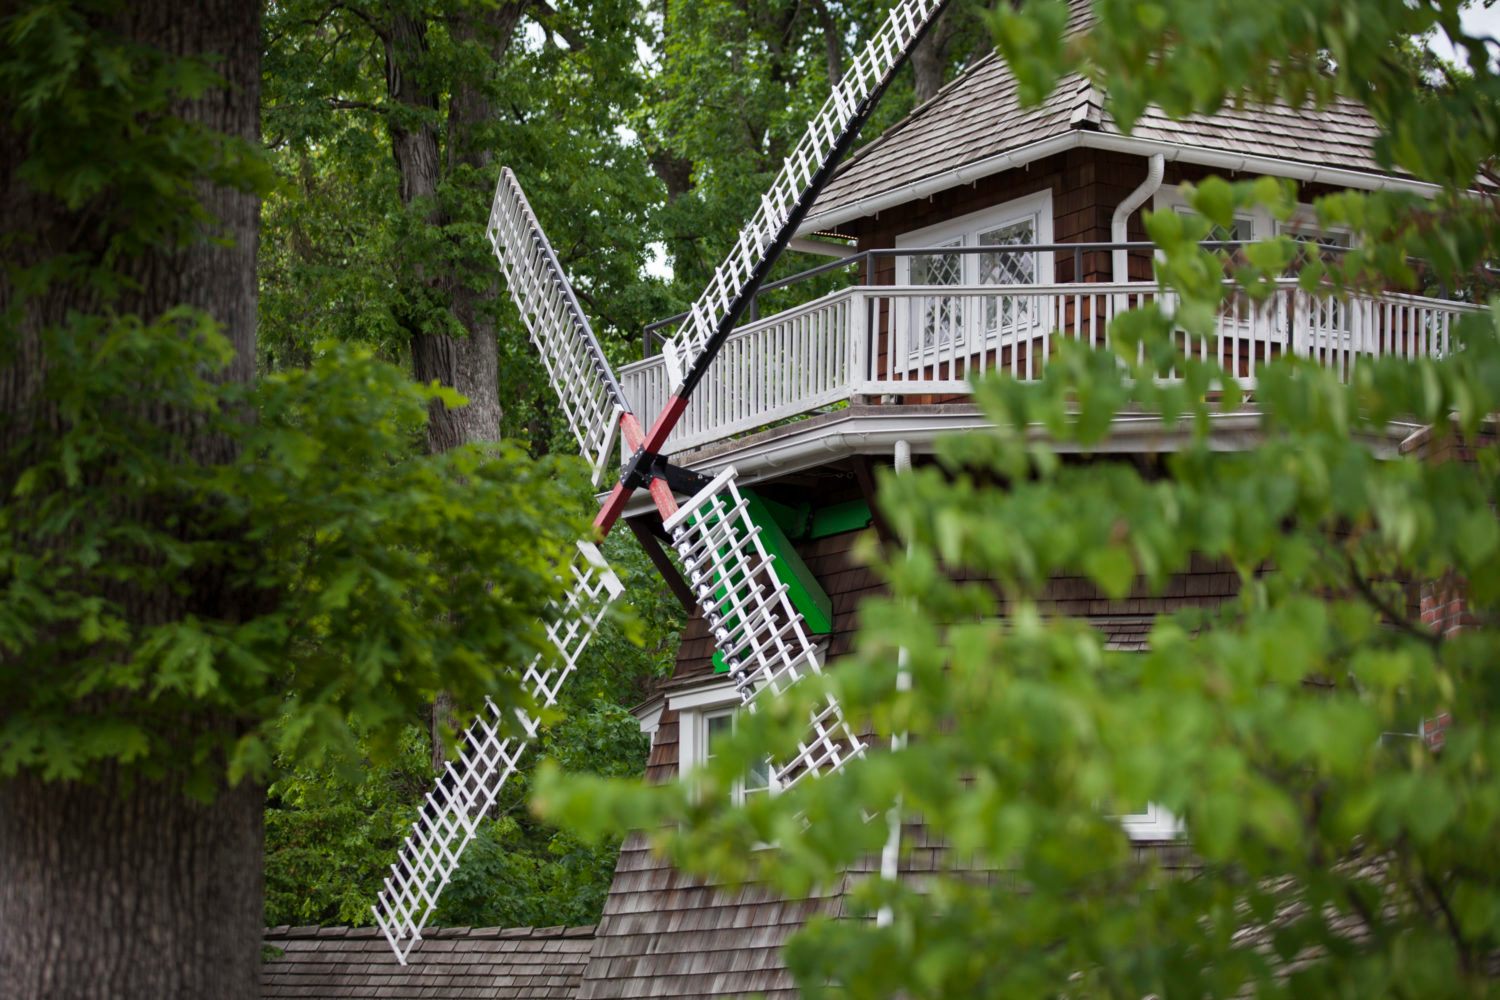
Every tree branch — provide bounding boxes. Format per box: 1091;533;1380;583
530;0;586;50
1421;869;1473;974
332;2;390;43
1342;551;1441;651
327;98;385;114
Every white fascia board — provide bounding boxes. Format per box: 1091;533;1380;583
799;133;1082;235
633;699;664;737
797;131;1439;236
1081;133;1442;198
604;409;1423;518
667;678;742;713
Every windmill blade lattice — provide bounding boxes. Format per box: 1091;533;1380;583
662;0;947;390
372;542;624;964
488;168;629;485
664;468;865;787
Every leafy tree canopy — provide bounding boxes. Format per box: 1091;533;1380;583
2;1;592;799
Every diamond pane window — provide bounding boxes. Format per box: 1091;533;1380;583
1285;225;1352;265
896;191;1054;362
910;241;963;350
1173;209;1251;246
978;218;1037;331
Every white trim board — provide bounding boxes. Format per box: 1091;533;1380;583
605;407;1423;521
667;678;742;713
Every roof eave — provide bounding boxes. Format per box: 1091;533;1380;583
797;130;1441;237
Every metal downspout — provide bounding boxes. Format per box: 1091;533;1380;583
1111;153;1165;282
876;439;913;927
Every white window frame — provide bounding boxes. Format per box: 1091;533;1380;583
1278;221;1353;249
1116;802;1184;842
1153;183;1353;249
1099;645;1185;842
894;190;1055;367
671;681;780;806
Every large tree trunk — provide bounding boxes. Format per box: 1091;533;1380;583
382;5;519;768
384;9;505;456
0;767;264;1000
0;1;265;997
911;10;958;105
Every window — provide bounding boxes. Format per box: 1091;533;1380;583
896;191;1055;359
1154;184;1352;254
702;708;774;804
1280;223;1352;268
674;682;778;805
1185;210;1253;248
1155;184;1255;254
1115;802;1184;842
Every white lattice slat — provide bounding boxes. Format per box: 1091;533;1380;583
372;542;624;964
664;468;864;787
488;168;625;485
661;0;946;390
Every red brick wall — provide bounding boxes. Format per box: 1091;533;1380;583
1420;574;1475;638
1401;424;1496;639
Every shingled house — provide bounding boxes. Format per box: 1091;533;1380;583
266;2;1473;994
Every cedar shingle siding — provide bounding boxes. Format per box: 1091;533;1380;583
261;925;595;999
572;521;1234;997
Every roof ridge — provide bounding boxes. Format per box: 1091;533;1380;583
262;923;597;941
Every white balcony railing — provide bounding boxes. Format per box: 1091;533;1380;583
619;280;1476;456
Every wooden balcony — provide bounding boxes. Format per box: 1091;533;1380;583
622;279;1476;458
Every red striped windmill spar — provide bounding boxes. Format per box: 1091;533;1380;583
373;0;953;964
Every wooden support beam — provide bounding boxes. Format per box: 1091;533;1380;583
626;515;697;616
851;455;898;550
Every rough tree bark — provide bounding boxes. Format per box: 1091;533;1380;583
380;3;524;768
382;7;506;457
911;5;960;105
910;1;997;105
0;1;265;998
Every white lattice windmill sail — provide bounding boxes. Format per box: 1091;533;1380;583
372;542;624;964
665;467;865;786
488;167;628;485
662;0;947;389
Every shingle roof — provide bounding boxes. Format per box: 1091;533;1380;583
1125;96;1384;175
261;924;596;1000
805;1;1392;231
574;833;844;1000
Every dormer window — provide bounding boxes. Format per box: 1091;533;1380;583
702;708;776;803
673;680;779;805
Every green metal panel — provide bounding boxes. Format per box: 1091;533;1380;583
808;499;872;539
712;489;833;673
751;494;811;539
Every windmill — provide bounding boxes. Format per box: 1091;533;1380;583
372;0;952;964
